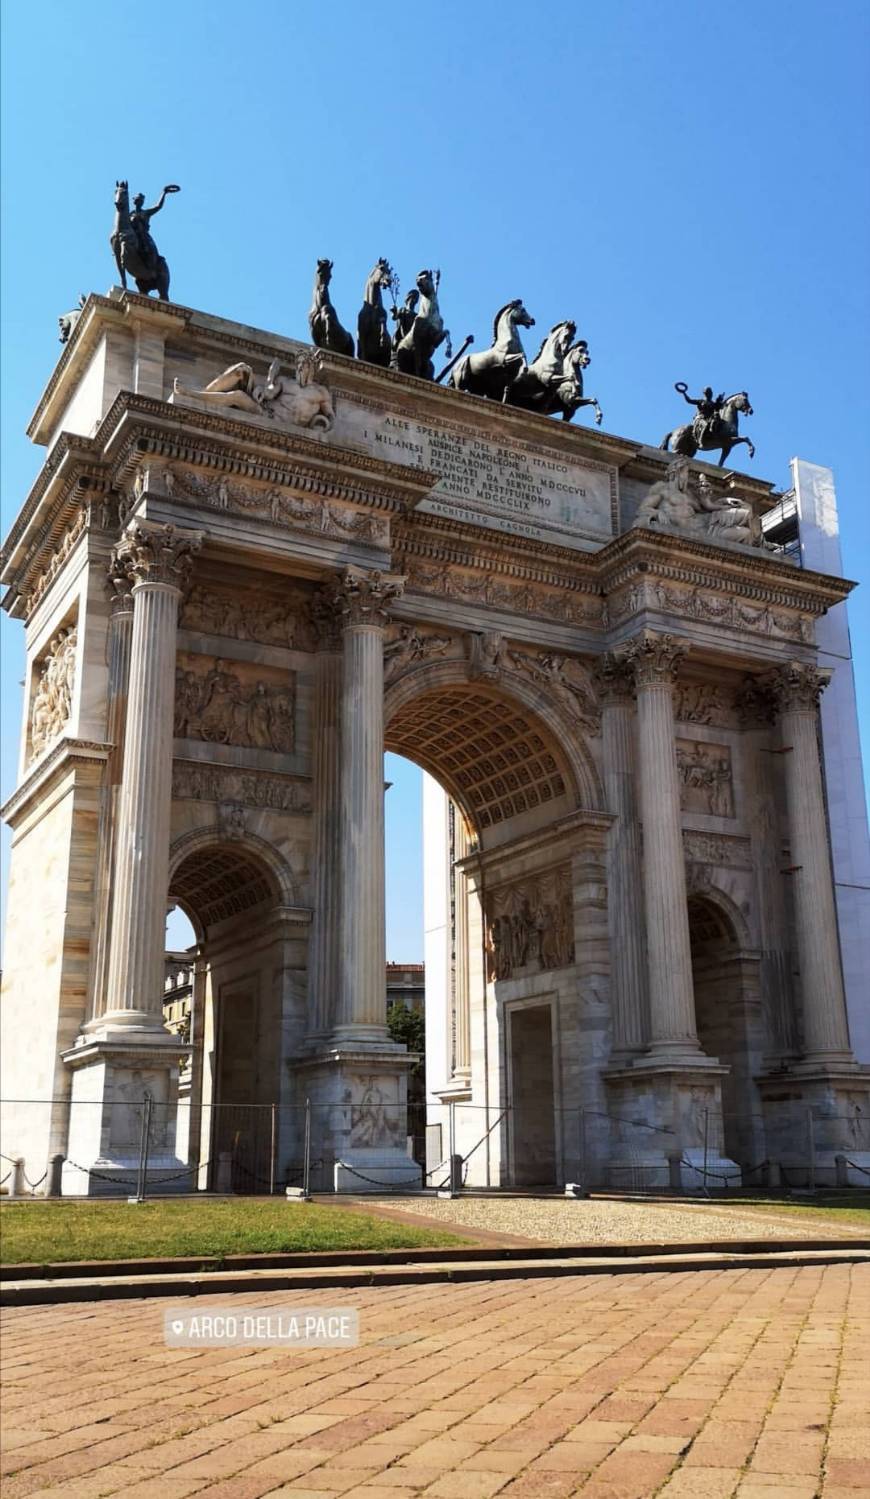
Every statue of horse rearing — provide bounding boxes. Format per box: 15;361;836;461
448;299;535;401
661;390;755;466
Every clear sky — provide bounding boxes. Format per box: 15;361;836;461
2;0;869;961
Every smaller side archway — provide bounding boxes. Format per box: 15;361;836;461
688;887;765;1172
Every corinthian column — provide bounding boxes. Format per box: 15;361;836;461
625;632;703;1061
594;652;648;1060
87;556;135;1022
103;521;203;1029
332;567;405;1039
307;597;343;1036
764;662;853;1065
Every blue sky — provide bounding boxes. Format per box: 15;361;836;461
2;1;869;960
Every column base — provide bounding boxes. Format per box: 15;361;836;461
60;1031;192;1197
291;1043;422;1193
604;1062;739;1193
758;1064;870;1187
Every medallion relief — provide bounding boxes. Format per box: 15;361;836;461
174;656;295;753
485;865;575;981
676;739;734;818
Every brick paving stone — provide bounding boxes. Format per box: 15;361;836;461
2;1266;867;1499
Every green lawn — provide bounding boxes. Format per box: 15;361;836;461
0;1198;470;1267
714;1194;870;1228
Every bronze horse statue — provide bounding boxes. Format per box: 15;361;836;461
394;269;450;381
308;260;354;358
661;387;755;466
110;180;178;299
448;298;535;401
357;258;394;366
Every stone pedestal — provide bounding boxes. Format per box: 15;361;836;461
64;522;202;1194
292;1047;420;1192
606;1063;738;1192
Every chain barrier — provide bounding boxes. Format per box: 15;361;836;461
843;1158;870;1178
334;1161;423;1190
0;1172;12;1188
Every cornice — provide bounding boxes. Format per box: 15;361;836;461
1;738;111;825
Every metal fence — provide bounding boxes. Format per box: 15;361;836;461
1;1095;869;1200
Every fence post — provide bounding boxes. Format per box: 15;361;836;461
10;1157;26;1198
303;1098;312;1200
132;1093;152;1203
807;1107;816;1192
47;1154;64;1198
270;1103;277;1196
701;1108;710;1196
578;1107;587;1193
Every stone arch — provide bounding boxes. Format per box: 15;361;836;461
684;874;752;953
384;656;603;828
168;825;300;928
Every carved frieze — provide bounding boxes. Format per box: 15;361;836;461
682;829;752;869
172;762;312;812
146;464;389;546
24;507;87;616
180;583;317;651
403;559;604;628
676;739;734;818
29;626;77;760
174;657;295;752
673;682;734;726
485;865;575;981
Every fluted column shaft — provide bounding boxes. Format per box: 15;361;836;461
595;655;648;1058
452;812;472;1079
88;561;135;1021
103;522;202;1027
308;644;343;1034
331;568;404;1038
626;633;701;1058
767;663;852;1063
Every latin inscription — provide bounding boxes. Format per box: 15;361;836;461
335;405;616;551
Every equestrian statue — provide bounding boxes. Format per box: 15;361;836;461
110;181;180;299
308;259;355;358
661;381;755;466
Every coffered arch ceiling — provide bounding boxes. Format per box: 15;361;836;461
385;682;578;836
169;844;280;932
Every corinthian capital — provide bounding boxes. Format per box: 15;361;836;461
106;553;135;616
592;651;636;703
623;631;687;689
115;521;203;591
323;566;405;631
762;660;831;715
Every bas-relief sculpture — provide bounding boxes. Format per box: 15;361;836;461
146;464;389;545
172;763;311;812
383;624;452;683
172;354;335;431
661;382;755;467
485;866;575;982
174;659;295;753
674;682;734;727
676;739;734;818
635;456;765;547
29;626;77;760
403;559;604;628
110;181;180;299
180;584;316;651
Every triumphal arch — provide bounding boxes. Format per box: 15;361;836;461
2;288;868;1192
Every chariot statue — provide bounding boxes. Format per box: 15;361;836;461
661;382;755;466
448;299;535;401
505;321;603;423
357;258;394;367
393;269;450;381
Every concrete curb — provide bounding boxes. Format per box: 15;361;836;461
2;1246;867;1306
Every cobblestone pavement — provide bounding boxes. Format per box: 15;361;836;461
2;1265;868;1498
356;1194;868;1244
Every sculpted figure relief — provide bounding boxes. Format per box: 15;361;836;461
486;867;574;982
174;660;295;753
676;740;734;818
172;355;334;431
635;456;763;547
180;584;315;650
507;647;600;733
30;627;77;759
383;625;452;684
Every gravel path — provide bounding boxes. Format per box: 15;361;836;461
369;1193;866;1243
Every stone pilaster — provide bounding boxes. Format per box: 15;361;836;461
594;652;648;1060
102;522;203;1029
624;632;703;1061
764;662;853;1066
306;596;343;1037
332;567;405;1039
86;556;135;1022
